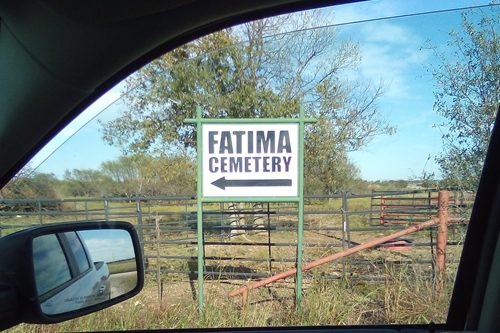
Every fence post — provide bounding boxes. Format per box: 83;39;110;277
155;212;162;305
343;191;352;285
267;202;272;275
135;198;146;267
136;198;144;245
436;190;449;294
38;200;43;225
341;192;346;277
428;191;432;219
220;202;224;242
369;190;374;226
104;198;109;221
380;196;385;225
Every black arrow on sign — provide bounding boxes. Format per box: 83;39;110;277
211;177;292;190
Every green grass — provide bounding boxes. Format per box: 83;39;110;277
108;259;137;274
9;265;453;332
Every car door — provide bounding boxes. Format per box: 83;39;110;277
34;231;110;315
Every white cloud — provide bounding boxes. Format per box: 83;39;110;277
81;230;135;262
352;22;431;99
360;21;412;44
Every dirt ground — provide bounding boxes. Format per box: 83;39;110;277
110;272;138;298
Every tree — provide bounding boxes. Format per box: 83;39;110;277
102;12;393;193
63;169;110;197
432;8;499;190
0;168;63;211
0;167;61;200
100;154;196;197
306;77;389;193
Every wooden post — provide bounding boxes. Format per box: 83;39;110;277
436;190;449;294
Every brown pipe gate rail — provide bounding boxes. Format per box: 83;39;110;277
231;217;440;305
0;189;471;292
229;190;464;305
372;189;474;225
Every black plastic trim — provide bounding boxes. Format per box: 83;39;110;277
0;0;355;188
126;323;445;333
447;105;500;330
24;221;144;324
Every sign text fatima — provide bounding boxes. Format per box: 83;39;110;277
208;130;292;173
202;124;298;197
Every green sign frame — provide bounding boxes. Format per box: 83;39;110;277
185;106;315;313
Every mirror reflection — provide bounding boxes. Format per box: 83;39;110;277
32;228;137;315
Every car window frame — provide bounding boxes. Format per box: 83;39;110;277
1;0;498;330
32;233;73;297
37;232;94;304
60;231;91;275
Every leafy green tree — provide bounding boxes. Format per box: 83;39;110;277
101;156;144;197
101;154;195;196
102;13;393;193
432;8;499;190
63;169;110;197
0;168;62;200
0;170;64;212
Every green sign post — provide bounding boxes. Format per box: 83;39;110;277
185;106;315;313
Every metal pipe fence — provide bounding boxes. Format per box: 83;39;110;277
0;189;472;284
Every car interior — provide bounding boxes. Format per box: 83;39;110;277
0;0;499;332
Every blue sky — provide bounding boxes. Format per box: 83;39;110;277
80;229;136;263
31;0;496;181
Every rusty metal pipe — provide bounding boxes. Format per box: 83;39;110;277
436;190;449;294
230;217;440;298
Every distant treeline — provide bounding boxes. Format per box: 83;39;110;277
0;154;435;203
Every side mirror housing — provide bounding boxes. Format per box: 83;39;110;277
0;221;144;330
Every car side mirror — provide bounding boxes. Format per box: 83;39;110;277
0;221;144;330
